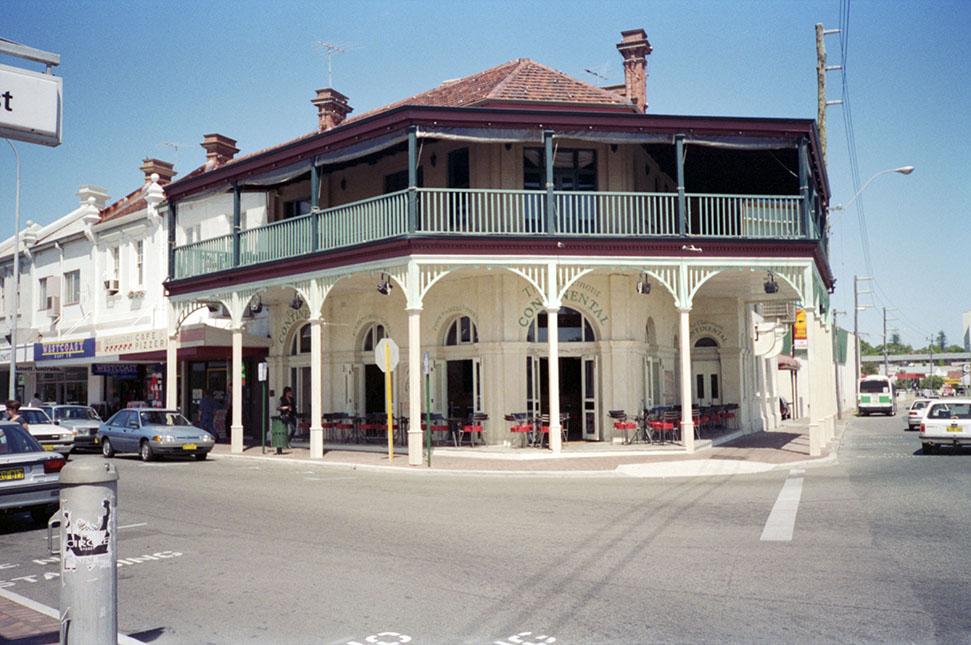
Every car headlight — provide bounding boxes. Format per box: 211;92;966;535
61;433;73;441
200;433;213;442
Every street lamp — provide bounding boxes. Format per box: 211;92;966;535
4;139;20;401
830;166;915;212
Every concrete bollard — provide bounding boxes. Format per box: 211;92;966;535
58;460;118;645
809;422;823;457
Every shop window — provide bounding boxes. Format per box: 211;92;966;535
134;240;144;287
361;323;386;352
527;307;596;343
444;316;478;346
694;337;719;348
64;270;81;306
37;277;47;310
290;323;312;355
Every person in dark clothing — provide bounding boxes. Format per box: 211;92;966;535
6;400;29;431
277;387;297;443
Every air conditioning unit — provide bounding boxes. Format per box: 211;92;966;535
104;279;119;295
46;295;60;316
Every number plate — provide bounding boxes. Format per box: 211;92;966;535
0;468;25;481
947;424;963;433
41;445;53;451
182;443;197;451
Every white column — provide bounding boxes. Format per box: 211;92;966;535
678;307;695;452
231;327;243;454
407;308;423;465
166;334;178;411
309;318;324;459
546;306;562;453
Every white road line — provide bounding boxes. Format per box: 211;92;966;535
0;588;141;644
760;469;805;542
118;522;148;530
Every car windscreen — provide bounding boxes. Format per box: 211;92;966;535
860;381;890;393
139;411;190;427
911;401;927;410
20;409;53;424
55;406;100;421
0;424;43;453
927;403;971;420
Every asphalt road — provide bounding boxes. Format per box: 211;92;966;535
2;409;969;644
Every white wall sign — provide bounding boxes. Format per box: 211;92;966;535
0;63;62;147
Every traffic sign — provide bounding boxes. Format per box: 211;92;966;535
374;338;399;373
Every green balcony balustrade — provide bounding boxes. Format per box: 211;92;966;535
171;189;814;280
239;212;315;266
417;188;546;235
173;234;233;279
553;191;678;236
686;194;803;238
319;190;409;250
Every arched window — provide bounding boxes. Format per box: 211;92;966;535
527;307;596;343
361;323;386;352
694;336;719;348
290;323;311;355
445;315;478;346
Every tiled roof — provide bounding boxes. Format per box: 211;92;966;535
348;58;634;121
207;59;633;176
99;185;147;222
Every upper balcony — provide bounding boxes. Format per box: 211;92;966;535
166;107;831;287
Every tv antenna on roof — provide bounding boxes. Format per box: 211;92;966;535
316;41;358;87
158;141;191;166
583;62;612;84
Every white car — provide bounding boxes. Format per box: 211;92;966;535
18;408;75;454
906;398;932;431
919;399;971;454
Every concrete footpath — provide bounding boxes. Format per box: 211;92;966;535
211;423;842;478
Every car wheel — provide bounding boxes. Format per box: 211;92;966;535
922;442;936;454
30;504;57;527
139;440;155;462
101;438;115;458
194;452;208;461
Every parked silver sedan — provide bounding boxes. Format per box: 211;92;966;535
98;408;214;461
41;404;102;451
0;422;65;524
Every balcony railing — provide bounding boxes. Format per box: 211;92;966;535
172;189;812;279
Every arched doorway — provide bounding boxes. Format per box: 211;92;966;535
692;336;722;406
438;315;481;420
526;307;600;441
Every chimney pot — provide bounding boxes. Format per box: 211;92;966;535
200;133;239;167
312;88;353;132
616;28;653;112
139;158;177;185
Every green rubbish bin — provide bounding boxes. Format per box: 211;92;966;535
270;416;288;454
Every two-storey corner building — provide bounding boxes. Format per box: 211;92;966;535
162;29;839;462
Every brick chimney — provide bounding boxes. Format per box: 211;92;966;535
139;158;176;185
616;28;653;112
200;133;239;167
311;88;352;132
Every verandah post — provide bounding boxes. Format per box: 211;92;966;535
799;137;810;238
544;129;555;234
408;125;418;233
231;182;241;266
676;134;686;237
310;162;320;251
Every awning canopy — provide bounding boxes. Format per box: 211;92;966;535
777;355;801;371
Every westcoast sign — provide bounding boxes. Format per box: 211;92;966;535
34;338;95;362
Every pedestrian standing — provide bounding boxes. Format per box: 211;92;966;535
198;389;218;438
29;393;43;407
6;400;29;431
278;387;297;444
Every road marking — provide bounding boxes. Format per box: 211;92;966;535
0;587;142;644
760;469;805;542
347;632;412;644
118;522;148;530
496;632;557;645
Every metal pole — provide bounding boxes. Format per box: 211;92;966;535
833;310;843;419
675;134;686;236
58;461;119;644
882;307;888;376
4;139;20;400
853;275;860;400
385;343;393;463
261;379;267;455
424;367;431;468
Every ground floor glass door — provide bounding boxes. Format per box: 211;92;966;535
692;360;721;406
526;355;599;441
582;356;598;440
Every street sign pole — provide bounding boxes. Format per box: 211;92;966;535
258;362;268;455
385;343;393;463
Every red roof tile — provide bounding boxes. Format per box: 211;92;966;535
207;59;634;176
99;185;147;222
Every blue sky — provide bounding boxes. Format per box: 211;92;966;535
1;0;969;347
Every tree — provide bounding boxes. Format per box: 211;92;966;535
861;363;879;376
919;375;944;391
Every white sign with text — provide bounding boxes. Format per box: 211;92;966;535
0;63;62;146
